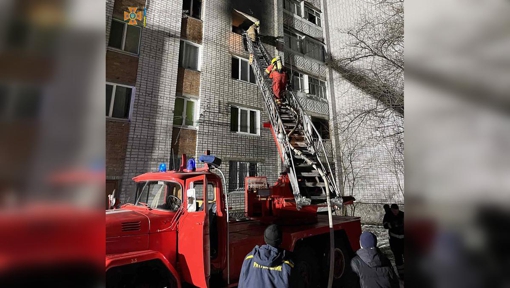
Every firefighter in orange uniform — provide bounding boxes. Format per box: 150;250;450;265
265;56;288;105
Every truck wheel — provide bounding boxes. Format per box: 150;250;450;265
291;246;320;288
321;239;359;287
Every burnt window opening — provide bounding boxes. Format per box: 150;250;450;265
183;0;202;19
231;10;258;35
312;117;330;139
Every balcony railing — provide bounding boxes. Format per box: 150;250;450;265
284;52;328;79
294;91;329;116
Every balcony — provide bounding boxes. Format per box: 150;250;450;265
283;10;323;41
295;91;329;116
284;52;328;79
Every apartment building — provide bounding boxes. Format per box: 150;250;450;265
105;0;335;204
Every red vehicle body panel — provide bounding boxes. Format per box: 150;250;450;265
106;250;182;288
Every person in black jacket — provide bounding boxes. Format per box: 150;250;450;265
238;224;293;288
383;204;404;279
351;231;400;288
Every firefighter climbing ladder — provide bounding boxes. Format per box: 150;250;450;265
245;35;343;209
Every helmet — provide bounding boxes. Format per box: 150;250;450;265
255;21;260;26
271;56;280;64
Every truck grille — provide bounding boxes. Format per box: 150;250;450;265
121;221;141;232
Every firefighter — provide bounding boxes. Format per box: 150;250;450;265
265;56;288;106
247;20;260;42
238;224;293;288
351;231;400;288
383;203;404;279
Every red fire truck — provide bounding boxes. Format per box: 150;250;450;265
105;153;362;288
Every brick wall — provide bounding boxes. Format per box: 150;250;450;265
120;0;183;203
106;51;139;86
106;120;130;177
181;17;203;44
171;128;197;156
195;0;281;190
176;68;200;96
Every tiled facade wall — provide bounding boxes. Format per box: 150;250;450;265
324;0;404;207
195;0;281;189
120;0;183;203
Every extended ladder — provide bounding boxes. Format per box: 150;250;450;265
245;35;345;209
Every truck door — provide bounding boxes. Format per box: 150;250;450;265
178;175;210;287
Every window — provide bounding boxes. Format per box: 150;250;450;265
312;117;330;139
231;57;256;84
284;32;303;53
194;182;215;201
305;6;321;26
106;83;133;119
134;181;183;211
308;77;327;100
108;19;141;54
230;106;259;135
179;41;201;71
183;0;202;19
173;97;198;127
0;84;41;121
304;40;324;62
292;71;304;92
283;0;302;17
228;161;257;191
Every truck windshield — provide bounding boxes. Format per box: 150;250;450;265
134;181;183;211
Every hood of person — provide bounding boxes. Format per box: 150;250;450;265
357;247;384;268
252;244;286;267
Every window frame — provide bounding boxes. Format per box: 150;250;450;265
173;96;200;129
303;38;325;62
183;0;203;20
307;76;327;101
106;82;135;120
284;30;303;54
228;161;258;191
231;56;256;84
292;71;304;92
304;6;322;27
283;0;303;17
179;40;202;71
108;18;142;55
230;105;260;136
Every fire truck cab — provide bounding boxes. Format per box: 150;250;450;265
106;154;361;288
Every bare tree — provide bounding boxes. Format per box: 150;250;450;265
327;0;404;203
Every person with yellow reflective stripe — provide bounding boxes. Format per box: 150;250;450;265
238;224;293;288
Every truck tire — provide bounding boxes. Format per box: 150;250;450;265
320;237;359;288
290;246;321;288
